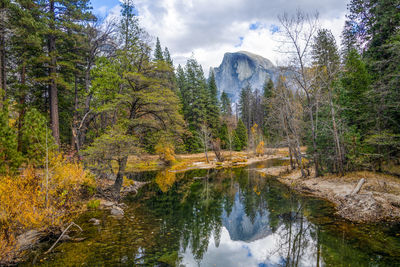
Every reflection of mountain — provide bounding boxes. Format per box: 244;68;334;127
222;193;271;242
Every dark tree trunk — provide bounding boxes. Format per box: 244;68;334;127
113;156;128;199
308;101;320;177
72;74;79;152
48;0;60;146
17;64;27;151
0;1;6;109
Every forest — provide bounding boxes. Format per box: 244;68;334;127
0;0;399;264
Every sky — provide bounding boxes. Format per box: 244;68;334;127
91;0;349;74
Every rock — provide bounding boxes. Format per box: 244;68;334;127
100;199;116;208
213;51;278;101
121;255;128;263
118;203;128;209
111;206;124;216
89;218;101;225
16;230;42;252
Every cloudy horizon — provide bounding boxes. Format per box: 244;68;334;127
92;0;349;74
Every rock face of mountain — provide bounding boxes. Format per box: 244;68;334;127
222;193;272;243
213;51;277;101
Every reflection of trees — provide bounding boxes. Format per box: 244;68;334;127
45;166;400;266
139;167;392;266
155;170;177;192
265;189;317;267
143;168;225;264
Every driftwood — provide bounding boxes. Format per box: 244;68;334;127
351;178;365;195
45;222;82;254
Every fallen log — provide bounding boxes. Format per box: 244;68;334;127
351;178;365;195
45;222;82;254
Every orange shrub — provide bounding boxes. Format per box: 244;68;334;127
155;141;176;165
0;153;95;262
256;141;265;157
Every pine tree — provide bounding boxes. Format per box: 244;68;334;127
9;0;43;150
207;71;220;133
85;0;184;195
38;0;94;145
0;111;21;174
0;0;9;109
235;119;248;150
220;91;232;117
218;122;229;149
340;49;370;132
176;64;186;105
154;37;164;61
184;58;208;131
164;47;173;65
262;78;274;137
239;85;253;131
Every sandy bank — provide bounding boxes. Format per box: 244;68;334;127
256;167;400;223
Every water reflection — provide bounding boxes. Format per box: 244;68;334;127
175;169;321;267
27;164;400;266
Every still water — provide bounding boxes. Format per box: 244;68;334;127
26;160;400;266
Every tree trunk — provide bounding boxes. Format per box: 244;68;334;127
48;0;60;146
17;64;27;151
329;95;344;175
308;104;320;177
77;68;93;148
113;156;128;198
72;74;79;152
0;2;6;109
204;145;209;163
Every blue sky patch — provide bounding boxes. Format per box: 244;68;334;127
250;22;262;30
270;24;279;34
235;36;244;47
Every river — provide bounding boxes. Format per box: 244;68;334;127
23;159;400;266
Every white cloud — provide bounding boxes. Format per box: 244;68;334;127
108;0;349;73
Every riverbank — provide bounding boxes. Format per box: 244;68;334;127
123;147;296;173
256;166;400;223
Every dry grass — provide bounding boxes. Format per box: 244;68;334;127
123;148;291;173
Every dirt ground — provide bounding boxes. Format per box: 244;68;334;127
124;147;296;172
257;166;400;223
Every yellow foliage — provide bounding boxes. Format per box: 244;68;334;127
256;141;265;156
0;153;95;261
123;176;135;187
155;141;176;165
251;123;258;135
155;170;177;193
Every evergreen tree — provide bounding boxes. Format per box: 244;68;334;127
262;78;274;137
164;47;173;65
0;0;10;109
154;37;164;61
176;58;209;152
0;111;20;174
37;0;94;145
184;58;208;131
207;71;220;133
220;91;232;117
312;28;344;174
235;119;248;150
340;49;370;132
218;122;229;149
85;0;184;194
239;85;253;131
176;64;186;104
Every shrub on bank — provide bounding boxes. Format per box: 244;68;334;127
0;154;95;263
